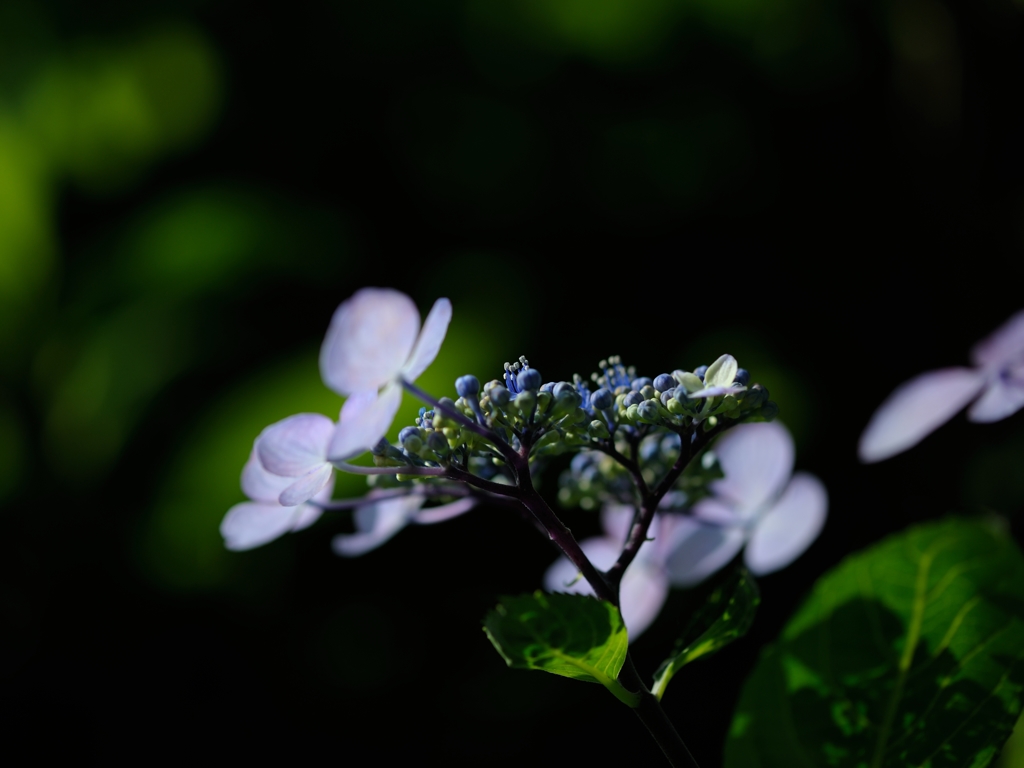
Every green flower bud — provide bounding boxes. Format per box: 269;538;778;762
536;390;552;414
637;400;660;424
760;400;779;421
426;431;448;454
515;391;537;415
640;385;656;400
626;403;640;422
588;419;610;439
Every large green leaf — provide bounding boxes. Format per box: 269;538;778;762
484;591;639;706
652;567;760;701
725;518;1024;768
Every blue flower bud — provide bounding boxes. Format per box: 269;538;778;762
540;382;555;393
660;390;673;406
426;431;448;453
734;368;750;386
552;381;574;398
489;385;511;406
631;377;653;391
622;390;644;407
399;426;421;445
694;365;708;381
590;388;613;410
653;373;675;392
640;385;656;400
637;400;660;423
455;375;480;397
517;367;542;392
673;386;690;402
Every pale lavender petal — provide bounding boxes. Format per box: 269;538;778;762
401;297;452;382
664;518;745;587
221;501;300;551
279;463;334;506
858;368;985;463
710;422;794;518
745;472;827;576
686;385;746;399
967;375;1024;423
691;498;743;527
328;384;402;460
971;309;1024;371
619;560;669;640
543;538;619;594
257;413;334;477
412;497;476;524
240;449;293;503
332;495;424;556
601;503;638;546
319;288;421;395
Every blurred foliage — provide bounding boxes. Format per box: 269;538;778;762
0;22;220;356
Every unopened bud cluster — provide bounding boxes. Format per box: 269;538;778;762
367;352;775;489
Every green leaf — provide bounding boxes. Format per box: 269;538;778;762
725;518;1024;768
483;591;640;706
652;568;760;700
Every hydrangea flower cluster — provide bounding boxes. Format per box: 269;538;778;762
221;287;824;641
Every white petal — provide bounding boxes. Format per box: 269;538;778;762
601;503;638;546
971;309;1024;371
619;560;669;641
412;497;476;524
710;422;794;518
328;384;402;460
858;368;985;462
319;288;421;395
332;495;424;556
664;518;745;588
703;354;739;389
240;448;293;503
967;375;1024;423
256;413;334;477
279;463;334;506
221;502;301;551
401;297;452;382
745;472;827;575
691;498;743;527
686;385;746;399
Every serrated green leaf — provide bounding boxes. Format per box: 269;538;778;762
652;568;760;700
725;518;1024;768
483;591;639;706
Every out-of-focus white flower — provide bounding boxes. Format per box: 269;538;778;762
221;447;334;551
544;421;827;640
859;309;1024;463
332;493;476;557
319;288;451;460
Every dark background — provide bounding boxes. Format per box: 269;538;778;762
2;0;1024;764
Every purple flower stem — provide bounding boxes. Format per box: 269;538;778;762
332;461;446;477
400;379;522;472
605;422;725;591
